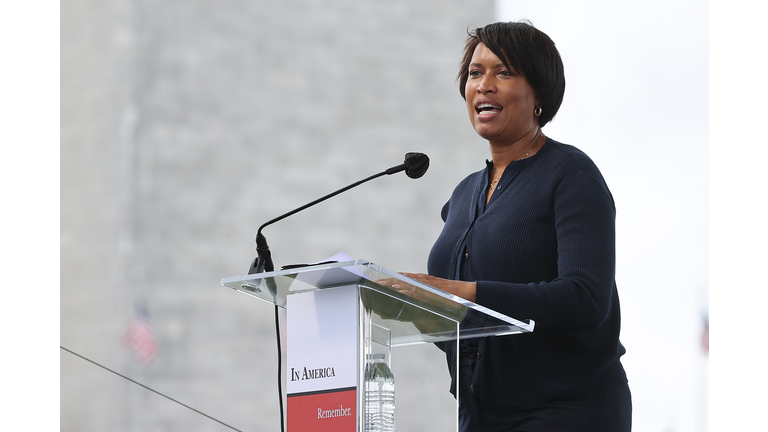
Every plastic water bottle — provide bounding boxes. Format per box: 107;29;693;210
364;354;395;432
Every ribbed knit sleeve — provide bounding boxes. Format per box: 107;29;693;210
475;168;617;331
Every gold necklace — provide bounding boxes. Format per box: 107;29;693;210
489;177;501;190
488;133;545;190
517;132;544;161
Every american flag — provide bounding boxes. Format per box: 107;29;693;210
122;302;158;364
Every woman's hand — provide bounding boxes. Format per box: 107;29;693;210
371;274;476;334
399;273;477;303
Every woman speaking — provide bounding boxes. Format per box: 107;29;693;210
401;21;631;431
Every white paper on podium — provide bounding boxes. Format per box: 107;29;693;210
288;251;366;293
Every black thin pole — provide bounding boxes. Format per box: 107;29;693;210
60;346;243;432
274;304;285;432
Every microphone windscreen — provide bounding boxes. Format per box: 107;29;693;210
404;152;429;179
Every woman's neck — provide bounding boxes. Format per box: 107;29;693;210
488;128;544;170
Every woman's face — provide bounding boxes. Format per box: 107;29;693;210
465;43;539;145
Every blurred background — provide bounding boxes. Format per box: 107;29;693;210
60;0;708;431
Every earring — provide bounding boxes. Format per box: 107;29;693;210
534;106;542;117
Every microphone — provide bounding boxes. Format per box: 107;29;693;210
248;152;429;274
385;152;430;178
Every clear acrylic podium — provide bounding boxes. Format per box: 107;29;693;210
221;259;534;431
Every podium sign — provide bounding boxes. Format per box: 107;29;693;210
286;286;358;431
221;260;534;431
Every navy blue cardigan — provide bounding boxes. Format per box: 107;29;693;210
428;138;628;406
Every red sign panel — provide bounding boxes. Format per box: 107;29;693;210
287;388;356;432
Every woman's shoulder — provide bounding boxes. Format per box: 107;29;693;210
451;166;486;193
439;167;485;221
542;138;596;167
542;138;614;205
539;138;607;182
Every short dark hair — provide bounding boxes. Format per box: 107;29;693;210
458;21;565;127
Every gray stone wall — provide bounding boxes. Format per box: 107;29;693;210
61;0;495;430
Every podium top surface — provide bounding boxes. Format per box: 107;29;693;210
221;260;534;345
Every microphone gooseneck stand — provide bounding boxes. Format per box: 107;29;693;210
246;152;429;432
